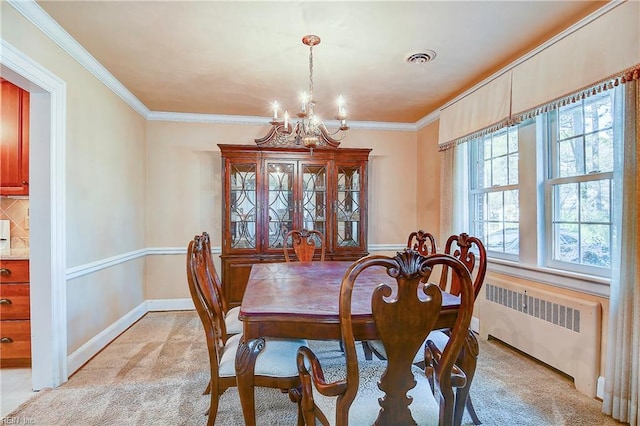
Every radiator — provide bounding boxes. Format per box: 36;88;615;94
479;276;601;397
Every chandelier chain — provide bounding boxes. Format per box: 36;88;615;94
308;45;314;99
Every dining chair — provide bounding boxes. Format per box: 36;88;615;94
425;232;487;425
201;231;242;336
368;232;487;425
407;229;438;255
295;249;475;426
187;236;306;426
283;229;326;262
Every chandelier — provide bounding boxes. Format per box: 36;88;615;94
255;35;349;151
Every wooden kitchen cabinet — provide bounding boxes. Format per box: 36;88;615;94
1;79;30;196
219;144;371;307
0;259;31;367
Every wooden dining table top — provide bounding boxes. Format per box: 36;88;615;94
239;260;461;340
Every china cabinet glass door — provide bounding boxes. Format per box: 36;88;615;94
266;162;294;249
336;164;362;248
230;163;257;249
301;163;328;246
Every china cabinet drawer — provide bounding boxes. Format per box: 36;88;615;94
0;320;31;360
0;260;30;283
0;284;30;320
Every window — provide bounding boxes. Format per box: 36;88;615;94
469;126;519;260
465;86;623;282
545;89;621;276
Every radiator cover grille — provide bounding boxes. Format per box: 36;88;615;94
479;277;601;397
485;283;581;333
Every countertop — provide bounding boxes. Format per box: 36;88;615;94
0;248;30;260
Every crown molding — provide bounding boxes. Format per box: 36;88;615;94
148;111;417;131
415;110;440;130
8;0;150;118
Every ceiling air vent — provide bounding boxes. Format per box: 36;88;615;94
406;50;437;64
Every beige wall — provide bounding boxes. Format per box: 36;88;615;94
416;120;441;241
144;121;419;299
2;4;147;354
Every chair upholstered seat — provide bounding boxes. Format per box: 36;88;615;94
312;361;440;426
225;306;243;335
219;334;308;378
367;330;450;365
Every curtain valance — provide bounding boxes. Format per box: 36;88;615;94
438;0;639;151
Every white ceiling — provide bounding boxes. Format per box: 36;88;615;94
36;1;606;124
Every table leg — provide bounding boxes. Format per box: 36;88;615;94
454;329;480;425
235;336;266;426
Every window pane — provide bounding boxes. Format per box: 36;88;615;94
584;93;613;133
581;224;610;267
558;138;584;177
585;130;613;173
508;153;518;185
493;132;508;156
555;223;579;263
487;192;504;221
486;222;504;251
483;137;492;160
558;103;583;139
555;183;578;222
483;159;491;188
504;224;519;254
580;180;610;223
508;127;518;152
504;190;519;221
474;194;487;221
492;156;508;186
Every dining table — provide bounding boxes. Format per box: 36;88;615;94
234;260;470;426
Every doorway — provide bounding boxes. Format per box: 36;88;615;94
1;40;67;390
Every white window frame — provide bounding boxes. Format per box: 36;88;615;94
468;126;520;262
543;87;622;278
463;86;624;296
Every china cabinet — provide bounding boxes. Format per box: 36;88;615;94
219;144;371;307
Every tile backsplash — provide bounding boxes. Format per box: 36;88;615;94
0;197;30;249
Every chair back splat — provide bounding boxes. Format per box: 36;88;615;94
406;229;437;255
284;229;326;262
439;232;487;300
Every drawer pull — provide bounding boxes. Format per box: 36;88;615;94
0;337;14;343
0;298;12;305
0;268;11;276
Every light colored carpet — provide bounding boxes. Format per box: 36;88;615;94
3;311;620;425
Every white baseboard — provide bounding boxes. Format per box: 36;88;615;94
67;301;147;374
146;298;194;311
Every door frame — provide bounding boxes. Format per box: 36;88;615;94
1;39;68;389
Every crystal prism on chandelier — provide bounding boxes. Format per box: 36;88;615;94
255;35;349;151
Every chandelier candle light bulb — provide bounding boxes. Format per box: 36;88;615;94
255;34;349;151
